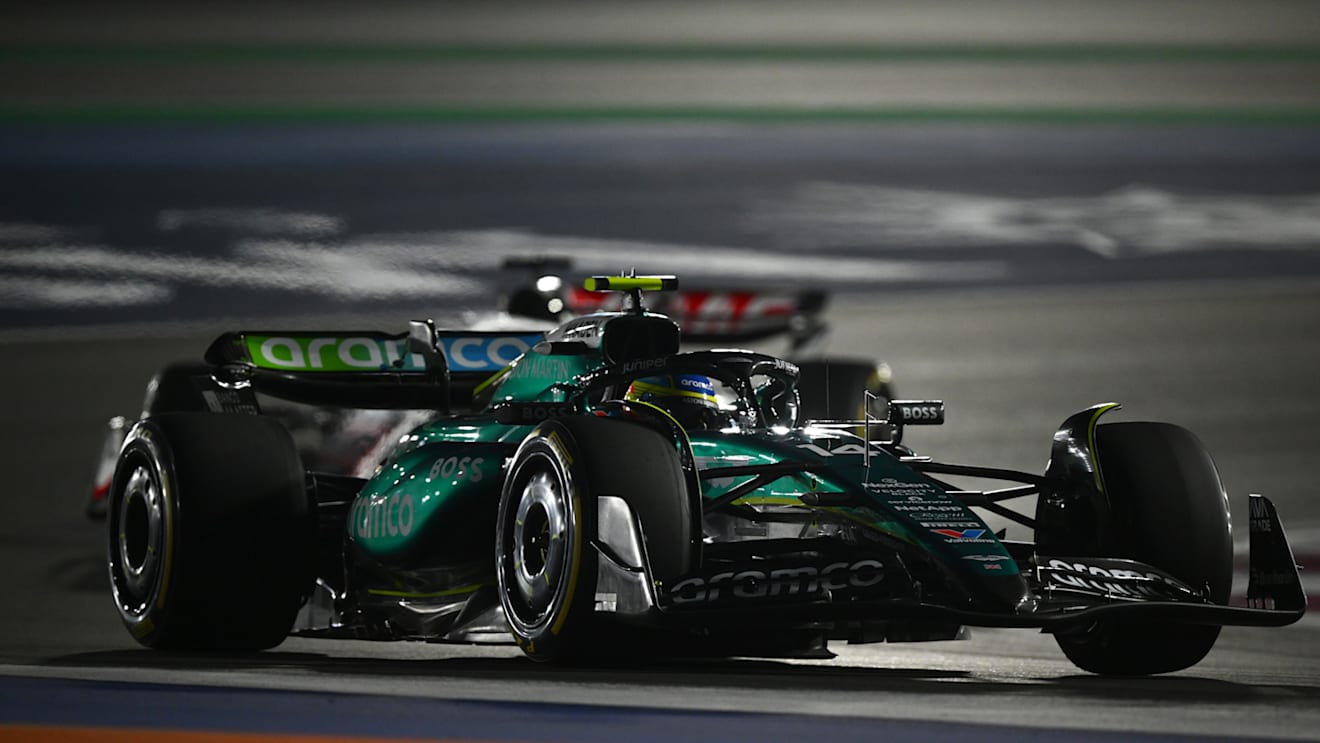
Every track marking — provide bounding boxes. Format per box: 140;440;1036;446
157;208;345;238
749;183;1320;258
0;244;482;305
332;229;1010;284
0;228;1009;312
0;221;86;243
0;275;173;308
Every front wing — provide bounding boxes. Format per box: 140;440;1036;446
595;495;1305;632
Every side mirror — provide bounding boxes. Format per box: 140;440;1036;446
755;379;800;428
749;359;801;428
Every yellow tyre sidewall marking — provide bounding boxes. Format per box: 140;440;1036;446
549;448;583;637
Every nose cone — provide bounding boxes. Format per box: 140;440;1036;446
968;570;1035;613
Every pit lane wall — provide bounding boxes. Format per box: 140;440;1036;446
2;0;1319;122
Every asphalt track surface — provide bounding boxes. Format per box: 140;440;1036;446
3;124;1320;741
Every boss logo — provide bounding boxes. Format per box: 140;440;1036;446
521;405;572;419
427;456;485;483
493;402;576;425
889;401;945;425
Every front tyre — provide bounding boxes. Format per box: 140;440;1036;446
496;421;597;662
1050;422;1232;675
107;413;313;650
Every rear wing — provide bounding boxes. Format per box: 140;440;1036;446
499;257;827;350
564;287;827;348
202;322;543;410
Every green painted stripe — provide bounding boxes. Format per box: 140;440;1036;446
3;105;1320;126
5;43;1320;64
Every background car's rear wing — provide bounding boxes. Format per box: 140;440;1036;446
202;323;543;410
565;287;827;347
500;257;828;350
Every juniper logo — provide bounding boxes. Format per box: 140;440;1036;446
246;335;424;372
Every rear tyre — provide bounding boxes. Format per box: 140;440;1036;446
107;413;313;650
1048;422;1232;675
796;359;893;432
496;416;693;662
87;363;212;520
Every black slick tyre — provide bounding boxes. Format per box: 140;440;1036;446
496;416;693;662
107;413;312;650
1051;422;1232;675
85;363;210;521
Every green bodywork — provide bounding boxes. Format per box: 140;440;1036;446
349;439;510;559
349;343;602;560
487;347;600;402
347;318;1016;602
689;431;1014;574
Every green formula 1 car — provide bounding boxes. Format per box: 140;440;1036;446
104;276;1305;674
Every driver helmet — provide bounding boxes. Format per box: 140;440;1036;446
625;374;730;431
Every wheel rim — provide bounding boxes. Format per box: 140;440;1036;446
509;466;568;625
112;463;165;613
